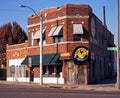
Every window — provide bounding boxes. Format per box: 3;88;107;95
74;34;81;41
73;24;83;41
30;32;33;46
42;31;46;45
56;65;62;76
33;29;46;46
36;39;40;46
73;24;83;35
90;18;96;38
53;36;63;43
48;25;63;43
43;65;62;77
10;65;26;77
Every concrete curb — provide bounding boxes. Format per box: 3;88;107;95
0;80;119;92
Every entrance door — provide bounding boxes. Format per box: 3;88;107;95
67;61;74;84
30;67;34;82
77;64;85;84
68;68;73;83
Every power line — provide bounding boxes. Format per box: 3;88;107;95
0;8;31;13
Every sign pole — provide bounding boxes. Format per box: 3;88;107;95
28;57;32;83
116;0;120;90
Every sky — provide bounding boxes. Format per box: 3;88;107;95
0;0;117;38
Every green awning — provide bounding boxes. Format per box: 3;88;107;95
21;53;60;65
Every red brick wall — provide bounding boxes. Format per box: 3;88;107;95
6;4;91;78
27;4;90;45
6;4;115;84
26;4;91;53
6;42;28;59
34;66;39;78
6;42;28;77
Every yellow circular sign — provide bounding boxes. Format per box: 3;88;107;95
75;48;88;59
73;46;89;62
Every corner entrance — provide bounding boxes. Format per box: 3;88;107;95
77;64;85;84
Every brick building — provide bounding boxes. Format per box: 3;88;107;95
6;4;114;84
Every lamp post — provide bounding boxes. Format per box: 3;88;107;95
19;4;43;85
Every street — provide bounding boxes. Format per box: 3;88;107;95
0;83;120;98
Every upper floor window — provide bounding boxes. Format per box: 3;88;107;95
42;30;46;45
73;24;83;41
74;34;82;41
30;32;33;46
33;29;46;46
53;36;63;43
48;25;63;43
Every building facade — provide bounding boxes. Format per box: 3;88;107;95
6;4;114;84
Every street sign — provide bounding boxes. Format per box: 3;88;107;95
10;65;15;74
107;47;117;51
28;57;32;67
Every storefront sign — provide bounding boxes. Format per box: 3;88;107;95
60;52;72;57
28;57;32;67
10;65;15;74
73;46;89;63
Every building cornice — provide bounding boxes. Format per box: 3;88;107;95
27;15;89;28
44;41;89;46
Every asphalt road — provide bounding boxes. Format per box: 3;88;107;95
0;83;120;98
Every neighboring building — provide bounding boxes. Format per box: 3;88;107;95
6;4;114;84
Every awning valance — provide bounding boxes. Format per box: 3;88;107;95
33;29;45;39
21;53;60;65
48;25;63;37
73;24;83;35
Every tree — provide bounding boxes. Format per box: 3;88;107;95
0;21;27;80
12;21;27;44
0;21;27;46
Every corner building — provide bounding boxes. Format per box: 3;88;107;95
6;4;114;84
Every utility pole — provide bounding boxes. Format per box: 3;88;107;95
116;0;120;90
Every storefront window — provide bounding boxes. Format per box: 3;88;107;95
10;65;26;77
43;65;62;77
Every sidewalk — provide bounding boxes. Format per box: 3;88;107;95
49;83;116;91
74;79;117;91
74;84;116;91
0;79;119;92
